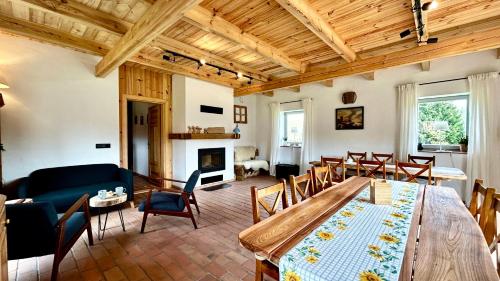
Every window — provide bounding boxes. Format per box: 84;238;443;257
418;94;468;147
281;110;304;146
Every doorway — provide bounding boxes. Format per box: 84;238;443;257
127;101;162;193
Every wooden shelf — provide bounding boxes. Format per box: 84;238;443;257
168;133;240;140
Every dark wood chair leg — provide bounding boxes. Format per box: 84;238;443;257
191;192;200;214
185;202;198;229
140;211;149;233
51;256;60;281
255;259;263;281
86;223;94;246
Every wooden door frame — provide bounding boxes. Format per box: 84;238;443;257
119;94;171;180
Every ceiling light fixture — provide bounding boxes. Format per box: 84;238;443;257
237;72;243;79
400;0;439;44
400;29;412;38
422;0;438;11
199;59;206;65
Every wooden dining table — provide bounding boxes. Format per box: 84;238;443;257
239;177;497;281
309;160;467;185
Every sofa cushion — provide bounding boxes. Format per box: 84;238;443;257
27;164;120;196
138;192;184;212
57;212;86;246
33;181;126;212
235;146;256;162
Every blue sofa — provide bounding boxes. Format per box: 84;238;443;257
17;164;133;212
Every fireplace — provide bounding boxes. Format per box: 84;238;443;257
198;148;225;174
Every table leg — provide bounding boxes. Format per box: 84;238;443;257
97;208;109;240
435;177;442;186
118;208;126;232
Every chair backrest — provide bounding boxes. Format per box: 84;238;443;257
372;152;394;164
251;180;288;224
183;170;201;194
312;165;334;193
408;154;436;166
320;156;345;183
6;202;59;259
357;160;386;179
483;193;500;266
347;151;367;162
394;161;432;184
290;172;313;204
469;179;496;230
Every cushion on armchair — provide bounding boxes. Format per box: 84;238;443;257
138;192;184;212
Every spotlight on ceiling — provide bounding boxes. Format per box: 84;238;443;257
199;59;206;65
400;29;411;38
217;69;222;76
162;54;170;61
422;1;438;11
247;78;252;85
426;37;438;44
237;72;243;79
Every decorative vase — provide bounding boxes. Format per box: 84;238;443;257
233;124;240;134
460;144;468;152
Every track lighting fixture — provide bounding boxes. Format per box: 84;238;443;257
199;59;206;65
247;78;252;85
422;1;438;11
237;72;243;79
400;0;438;43
217;68;222;76
400;29;411;38
419;37;438;44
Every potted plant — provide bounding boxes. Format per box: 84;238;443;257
459;136;468;152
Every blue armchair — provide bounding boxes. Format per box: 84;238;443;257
139;170;201;232
6;194;93;281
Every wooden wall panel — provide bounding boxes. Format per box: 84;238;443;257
118;64;172;181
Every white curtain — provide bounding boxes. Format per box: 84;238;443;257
466;72;500;203
396;83;419;162
300;98;313;174
269;102;281;176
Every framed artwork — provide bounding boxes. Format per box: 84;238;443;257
234;105;248;124
336;106;364;130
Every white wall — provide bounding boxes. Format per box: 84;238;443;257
254;50;500;198
0;34;119;182
132;102;149;176
234;95;257;147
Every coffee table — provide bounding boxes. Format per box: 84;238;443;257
89;193;127;240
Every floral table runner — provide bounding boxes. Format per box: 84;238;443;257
279;181;419;281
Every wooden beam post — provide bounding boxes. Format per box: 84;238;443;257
95;0;203;77
288;86;300;92
361;72;375;80
261;91;274;97
234;26;500;96
420;61;431;71
321;79;334;87
184;6;303;73
275;0;356;62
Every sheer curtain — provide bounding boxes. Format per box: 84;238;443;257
396;83;418;161
300;98;313;174
269;102;281;176
466;72;500;202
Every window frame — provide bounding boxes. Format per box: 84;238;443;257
417;93;469;150
281;109;304;146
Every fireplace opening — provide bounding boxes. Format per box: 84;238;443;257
198;148;225;174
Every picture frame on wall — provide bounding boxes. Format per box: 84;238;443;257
336;106;364;130
234;105;248;124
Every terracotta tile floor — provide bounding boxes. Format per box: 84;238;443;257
8;176;280;281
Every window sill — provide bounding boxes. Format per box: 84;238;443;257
418;149;467;155
280;145;302;148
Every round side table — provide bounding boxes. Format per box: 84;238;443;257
89;193;127;240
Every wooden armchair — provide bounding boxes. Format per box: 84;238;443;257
312;165;334;194
469;179;496;232
6;194;93;281
483;192;500;277
357;159;386;179
320;156;345;183
290;172;313;204
395;161;432;185
372;152;394;164
408;154;436;166
139;170;201;232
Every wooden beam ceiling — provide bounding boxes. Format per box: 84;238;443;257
361;72;375;80
129;53;243;88
10;0;131;36
274;0;356;62
95;0;202;77
234;26;500;96
420;61;430;71
152;37;270;82
321;80;334;87
0;13;108;56
184;6;304;73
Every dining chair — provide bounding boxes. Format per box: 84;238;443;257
251;179;288;224
408;154;436;166
394;161;432;185
372;152;394;164
320;156;345;183
347;151;367;162
483;192;500;277
356;159;386;179
312;165;334;194
139;170;201;232
469;179;496;232
290;171;313;204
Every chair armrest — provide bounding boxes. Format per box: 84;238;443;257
57;194;90;226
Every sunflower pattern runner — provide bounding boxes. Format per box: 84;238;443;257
279;181;419;281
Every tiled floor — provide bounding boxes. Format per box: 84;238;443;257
8;176;280;281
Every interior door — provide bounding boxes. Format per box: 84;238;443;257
148;105;162;178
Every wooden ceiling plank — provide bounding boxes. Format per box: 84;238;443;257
234;26;500;96
95;0;203;77
10;0;132;36
0;12;108;55
184;6;304;73
420;61;430;71
153;36;270;82
274;0;356;62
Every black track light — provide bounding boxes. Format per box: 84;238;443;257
217;69;222;76
422;1;438;11
163;54;170;61
426;37;438;44
400;29;411;38
247;78;252;85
